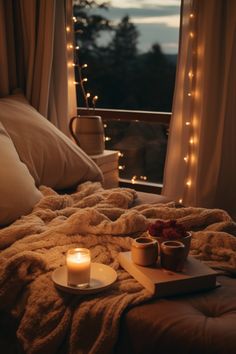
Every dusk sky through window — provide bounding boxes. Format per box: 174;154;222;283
96;0;181;54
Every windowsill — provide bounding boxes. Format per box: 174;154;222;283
119;178;163;194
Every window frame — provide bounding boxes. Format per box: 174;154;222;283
77;107;171;194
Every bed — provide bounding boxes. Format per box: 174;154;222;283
1;95;236;354
1;184;236;354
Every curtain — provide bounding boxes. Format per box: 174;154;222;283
162;0;236;218
0;0;77;135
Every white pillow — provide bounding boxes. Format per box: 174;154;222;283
0;122;42;226
0;94;103;189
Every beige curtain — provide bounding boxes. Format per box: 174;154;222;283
162;0;236;218
0;0;77;135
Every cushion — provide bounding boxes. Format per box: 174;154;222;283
0;122;42;226
0;94;103;189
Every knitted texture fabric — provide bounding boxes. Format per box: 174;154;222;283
0;182;236;354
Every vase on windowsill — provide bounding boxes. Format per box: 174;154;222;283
69;115;105;156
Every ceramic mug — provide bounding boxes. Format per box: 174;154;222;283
131;237;158;266
160;240;186;272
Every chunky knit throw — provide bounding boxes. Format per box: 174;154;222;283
0;182;236;354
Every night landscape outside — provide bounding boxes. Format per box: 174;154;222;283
73;0;181;184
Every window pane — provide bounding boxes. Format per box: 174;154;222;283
73;0;181;112
104;119;168;184
73;1;181;185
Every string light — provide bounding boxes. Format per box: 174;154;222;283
189;137;194;144
118;151;123;157
179;7;197;204
188;71;194;78
105;136;111;141
184;156;189;162
186;180;191;187
118;165;125;170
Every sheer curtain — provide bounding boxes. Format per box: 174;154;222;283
162;0;236;218
0;0;76;135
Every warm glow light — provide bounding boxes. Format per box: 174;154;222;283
189;32;194;38
118;151;123;157
105;136;111;141
184;156;188;162
66;26;70;32
82;78;88;82
103;123;107;128
189;138;194;144
75;46;80;50
179;199;183;204
68;44;73;49
131;176;137;184
119;165;125;170
186;180;191;187
73;81;79;85
188;71;194;78
82;64;88;68
190;13;194;18
86;93;91;98
187;92;192;97
73;16;77;22
185;121;191;126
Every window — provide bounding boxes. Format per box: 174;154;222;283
73;0;181;188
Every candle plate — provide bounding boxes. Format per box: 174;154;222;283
52;263;117;294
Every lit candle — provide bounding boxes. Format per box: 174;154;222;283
66;248;91;287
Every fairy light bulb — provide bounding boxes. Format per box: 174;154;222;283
118;151;123;157
189;32;194;38
190;13;194;19
187;92;192;97
189;137;194;144
186;180;191;187
86;93;91;98
184;156;189;162
179;199;183;204
118;165;125;170
75;46;80;50
188;71;194;79
82;64;88;68
185;121;191;126
66;26;70;32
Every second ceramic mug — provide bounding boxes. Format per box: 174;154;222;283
160;240;186;272
131;237;158;266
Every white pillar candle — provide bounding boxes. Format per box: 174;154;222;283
66;248;91;287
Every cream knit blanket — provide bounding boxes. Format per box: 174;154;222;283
0;182;236;354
